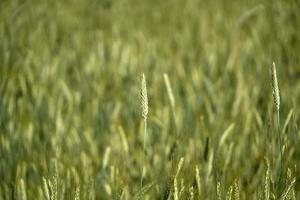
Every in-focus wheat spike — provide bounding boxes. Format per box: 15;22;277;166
141;73;148;121
141;73;148;150
271;62;283;177
271;62;280;124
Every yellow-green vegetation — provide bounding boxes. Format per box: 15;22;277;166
1;0;300;199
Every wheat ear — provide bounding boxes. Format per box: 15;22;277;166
271;62;283;185
280;178;296;200
264;158;270;200
195;165;201;198
141;73;148;150
271;62;280;126
233;180;240;200
74;185;80;200
174;157;184;200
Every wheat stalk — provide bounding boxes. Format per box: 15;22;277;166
271;62;280;125
141;73;148;150
271;62;283;181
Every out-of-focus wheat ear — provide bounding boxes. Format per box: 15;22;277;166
286;169;296;200
43;177;50;200
179;179;185;199
189;186;194;200
175;157;184;179
280;178;296;200
141;73;148;150
217;182;222;200
233;180;240;200
19;178;27;200
48;167;58;200
264;158;270;200
74;185;80;200
195;165;201;198
271;62;280;126
174;157;184;200
226;186;233;200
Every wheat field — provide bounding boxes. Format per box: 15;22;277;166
0;0;300;199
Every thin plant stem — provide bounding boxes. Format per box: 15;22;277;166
143;119;147;152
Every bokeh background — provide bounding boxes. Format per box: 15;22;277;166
1;0;300;199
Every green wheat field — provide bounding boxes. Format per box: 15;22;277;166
1;0;300;199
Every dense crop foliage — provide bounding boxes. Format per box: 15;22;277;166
1;0;300;199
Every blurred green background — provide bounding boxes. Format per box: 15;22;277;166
0;0;300;199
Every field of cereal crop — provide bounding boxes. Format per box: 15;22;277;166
1;0;300;199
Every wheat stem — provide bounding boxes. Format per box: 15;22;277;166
271;62;284;190
143;119;147;150
140;73;148;187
